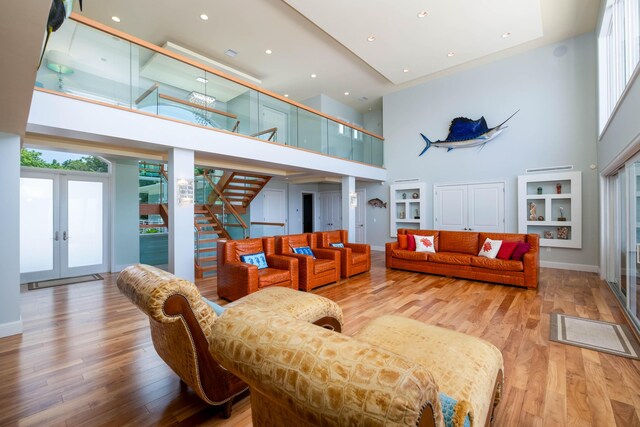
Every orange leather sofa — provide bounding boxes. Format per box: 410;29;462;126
275;233;340;292
217;237;298;301
386;229;539;288
316;230;371;278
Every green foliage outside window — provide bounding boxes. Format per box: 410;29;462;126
20;149;108;172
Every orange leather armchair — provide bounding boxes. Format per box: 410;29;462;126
316;230;371;278
275;233;340;292
217;237;298;301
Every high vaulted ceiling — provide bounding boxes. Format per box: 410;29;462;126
73;0;599;114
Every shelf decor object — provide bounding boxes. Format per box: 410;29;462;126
517;171;582;248
390;181;426;237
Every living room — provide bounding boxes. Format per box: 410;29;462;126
1;0;639;426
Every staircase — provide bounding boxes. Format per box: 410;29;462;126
139;164;272;279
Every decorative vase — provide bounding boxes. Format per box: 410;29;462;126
556;183;562;194
414;209;420;219
537;187;542;195
412;192;419;199
402;193;406;199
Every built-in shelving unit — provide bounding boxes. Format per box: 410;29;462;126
390;181;426;237
517;171;582;248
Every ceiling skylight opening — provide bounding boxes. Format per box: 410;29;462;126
502;32;512;38
367;36;376;42
417;11;428;18
195;77;208;84
111;16;121;23
200;14;209;21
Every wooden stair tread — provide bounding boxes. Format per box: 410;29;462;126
197;256;217;263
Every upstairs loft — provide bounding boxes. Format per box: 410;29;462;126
28;14;385;182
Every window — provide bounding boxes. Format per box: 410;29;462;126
599;0;640;132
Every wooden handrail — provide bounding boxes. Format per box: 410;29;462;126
202;171;248;229
135;83;159;105
251;127;277;142
159;94;238;119
69;13;384;141
250;222;285;227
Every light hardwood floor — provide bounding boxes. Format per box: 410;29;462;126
1;252;640;426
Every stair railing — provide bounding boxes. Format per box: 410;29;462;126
202;171;248;231
194;226;201;265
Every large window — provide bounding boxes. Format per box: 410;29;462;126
599;0;640;133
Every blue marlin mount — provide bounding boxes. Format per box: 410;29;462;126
419;110;518;156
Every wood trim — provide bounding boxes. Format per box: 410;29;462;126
163;294;247;406
250;127;277;141
135;83;159;105
159;94;238;119
250;221;286;227
311;316;342;333
69;13;384;141
32;88;386;171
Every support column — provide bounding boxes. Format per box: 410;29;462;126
168;148;195;282
341;176;356;242
0;133;22;337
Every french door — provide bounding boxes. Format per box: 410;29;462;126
20;171;109;283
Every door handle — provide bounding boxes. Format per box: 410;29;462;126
54;231;59;241
63;231;68;241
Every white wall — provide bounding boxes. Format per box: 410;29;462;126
301;94;364;127
364;107;383;137
368;33;599;269
110;158;140;271
0;133;22;337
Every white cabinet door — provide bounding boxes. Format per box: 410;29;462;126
320;192;341;231
434;182;505;232
355;189;366;243
435;185;467;231
468;183;505;232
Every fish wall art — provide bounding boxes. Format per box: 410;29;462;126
367;198;387;208
419;110;518;156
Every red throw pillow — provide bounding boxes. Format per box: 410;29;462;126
497;241;520;260
398;234;408;249
511;242;531;261
407;234;416;251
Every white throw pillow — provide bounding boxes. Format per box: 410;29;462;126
415;235;436;253
478;238;502;259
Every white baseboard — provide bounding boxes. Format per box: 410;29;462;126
371;245;385;252
0;318;23;338
540;261;599;273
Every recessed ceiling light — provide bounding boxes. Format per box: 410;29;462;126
200;14;209;21
344;92;350;96
311;74;317;78
502;32;512;38
111;16;121;23
367;36;376;42
284;94;289;98
196;77;208;84
403;68;409;73
447;52;455;57
225;49;238;57
417;11;428;18
265;49;272;55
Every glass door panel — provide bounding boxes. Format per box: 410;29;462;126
66;180;104;269
618;168;628;300
630;160;640;323
20;174;59;282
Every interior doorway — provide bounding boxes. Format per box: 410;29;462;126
302;193;314;233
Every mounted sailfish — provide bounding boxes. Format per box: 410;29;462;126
419;110;518;156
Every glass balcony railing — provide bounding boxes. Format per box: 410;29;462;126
35;16;384;168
